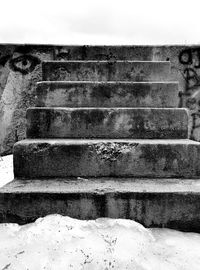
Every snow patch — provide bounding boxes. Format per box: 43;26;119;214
0;214;200;269
0;155;13;187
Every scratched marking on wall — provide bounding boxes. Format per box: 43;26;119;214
179;47;200;140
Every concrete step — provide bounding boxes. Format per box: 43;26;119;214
14;139;200;179
36;81;179;108
42;61;171;82
1;178;200;232
51;46;155;61
26;108;189;139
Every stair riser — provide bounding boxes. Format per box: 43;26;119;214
0;191;200;232
26;108;189;139
36;82;179;108
43;46;154;61
42;61;171;82
14;140;200;178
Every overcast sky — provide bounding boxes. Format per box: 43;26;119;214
0;0;199;45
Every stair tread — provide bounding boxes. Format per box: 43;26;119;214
14;138;200;179
43;60;170;63
2;178;200;193
37;46;159;61
26;107;188;139
28;107;186;110
16;138;200;145
36;80;179;108
2;178;200;230
37;81;179;85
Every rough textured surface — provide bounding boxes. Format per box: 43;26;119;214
36;81;180;108
2;215;200;269
1;44;200;155
1;178;200;232
42;61;171;82
13;139;200;178
26;108;189;139
2;157;200;232
0;45;53;155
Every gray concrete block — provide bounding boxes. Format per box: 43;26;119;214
35;81;179;108
1;178;200;232
26;108;189;139
14;139;200;178
42;61;171;82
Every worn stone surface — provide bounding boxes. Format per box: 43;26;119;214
36;81;179;108
1;178;200;232
13;139;200;178
2;44;200;155
0;45;53;155
26;108;189;139
42;61;171;82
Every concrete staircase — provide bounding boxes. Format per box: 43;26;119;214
1;59;200;232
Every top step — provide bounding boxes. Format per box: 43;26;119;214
42;61;171;82
47;46;155;61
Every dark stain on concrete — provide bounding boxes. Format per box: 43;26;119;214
1;191;200;232
1;263;11;270
33;143;50;152
139;144;188;174
0;55;12;66
90;84;112;99
130;84;151;98
72;109;106;127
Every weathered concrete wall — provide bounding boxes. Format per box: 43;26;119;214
1;44;200;155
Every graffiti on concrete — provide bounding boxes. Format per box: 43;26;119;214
183;68;200;90
0;54;41;75
179;48;200;90
179;47;200;140
0;46;44;155
9;55;40;74
179;48;200;67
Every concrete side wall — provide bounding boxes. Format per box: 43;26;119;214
0;44;200;155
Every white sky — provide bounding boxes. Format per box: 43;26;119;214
0;0;199;45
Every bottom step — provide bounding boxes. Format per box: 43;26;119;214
1;178;200;232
